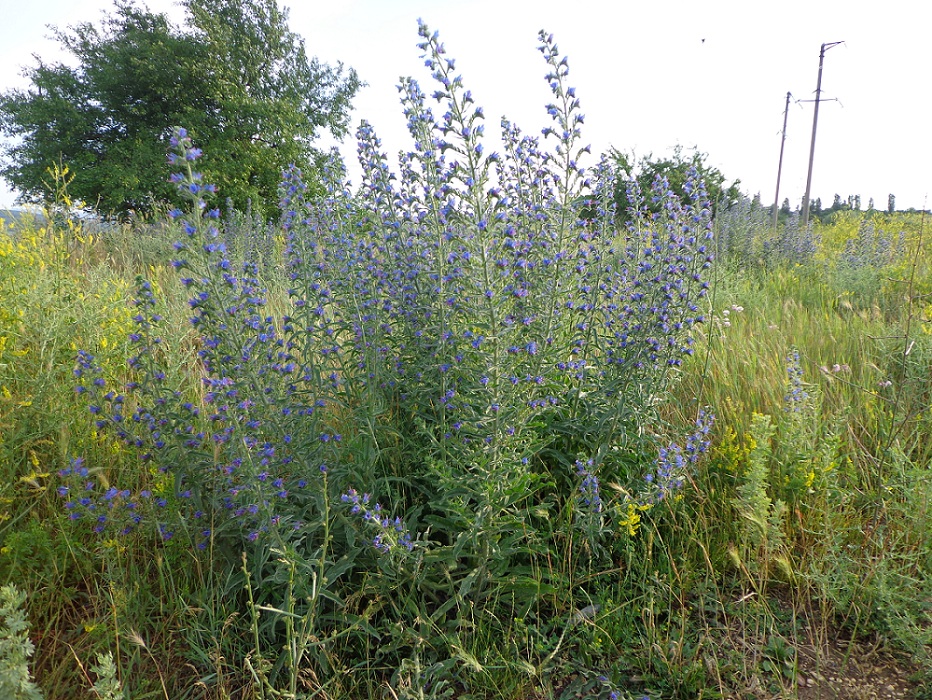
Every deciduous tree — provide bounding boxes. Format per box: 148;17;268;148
609;145;741;223
0;0;360;217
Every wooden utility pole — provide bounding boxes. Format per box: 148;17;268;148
801;41;843;228
773;91;792;230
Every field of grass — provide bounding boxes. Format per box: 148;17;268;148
2;179;930;700
1;32;931;700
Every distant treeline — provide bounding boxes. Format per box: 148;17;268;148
767;193;930;226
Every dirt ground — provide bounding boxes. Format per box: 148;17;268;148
792;636;920;700
726;600;926;700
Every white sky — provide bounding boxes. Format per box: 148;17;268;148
1;0;930;211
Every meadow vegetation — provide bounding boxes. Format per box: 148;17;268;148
0;21;930;700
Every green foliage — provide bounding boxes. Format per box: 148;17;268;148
0;0;360;218
731;412;789;588
609;144;741;223
0;585;44;700
90;652;122;700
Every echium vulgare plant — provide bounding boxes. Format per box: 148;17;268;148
59;129;426;685
64;21;715;692
67;129;347;551
63;128;418;694
282;20;714;579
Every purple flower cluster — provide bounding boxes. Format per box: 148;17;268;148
784;349;809;413
596;674;650;700
576;459;603;513
643;410;714;503
341;489;414;554
764;211;817;265
840;219;905;270
63;128;340;550
58;457;142;535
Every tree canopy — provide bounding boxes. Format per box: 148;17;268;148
0;0;361;218
610;145;741;223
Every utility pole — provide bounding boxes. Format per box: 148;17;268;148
773;91;792;230
801;41;843;228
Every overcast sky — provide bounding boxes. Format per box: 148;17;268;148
1;0;930;211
